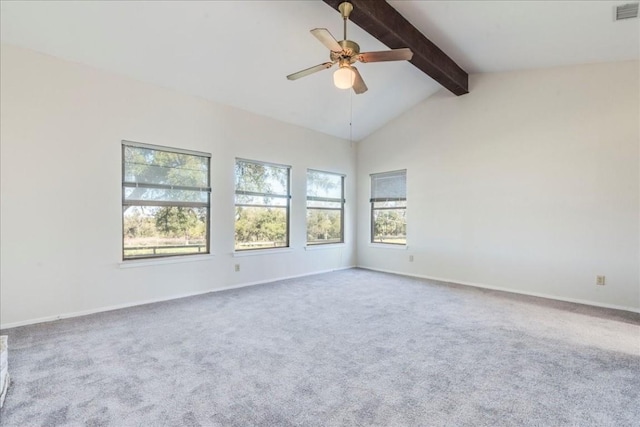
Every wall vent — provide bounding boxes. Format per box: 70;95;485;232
616;3;639;20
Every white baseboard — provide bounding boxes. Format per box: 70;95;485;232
0;265;356;329
358;266;640;314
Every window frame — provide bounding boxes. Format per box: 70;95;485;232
234;158;291;251
370;169;407;246
121;140;211;260
306;169;345;246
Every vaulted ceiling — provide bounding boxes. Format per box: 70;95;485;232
1;1;638;141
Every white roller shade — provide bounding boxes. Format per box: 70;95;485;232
370;170;406;202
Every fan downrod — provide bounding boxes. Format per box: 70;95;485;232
339;2;353;41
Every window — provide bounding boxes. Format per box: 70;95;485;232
235;159;290;251
306;170;345;245
370;170;406;245
122;141;211;259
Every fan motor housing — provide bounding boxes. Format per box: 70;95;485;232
330;40;360;63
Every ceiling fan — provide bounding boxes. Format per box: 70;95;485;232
286;1;413;94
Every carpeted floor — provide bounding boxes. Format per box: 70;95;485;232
0;268;638;426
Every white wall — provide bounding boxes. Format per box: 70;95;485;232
357;61;640;311
0;45;356;327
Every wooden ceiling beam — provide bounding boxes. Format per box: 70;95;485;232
322;0;468;95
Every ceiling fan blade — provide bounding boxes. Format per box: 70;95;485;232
310;28;343;52
351;67;368;94
286;62;335;80
358;48;413;63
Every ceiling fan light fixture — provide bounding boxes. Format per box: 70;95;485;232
286;2;412;94
333;66;355;89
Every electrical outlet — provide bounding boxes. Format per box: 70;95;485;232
409;255;414;262
596;275;605;286
235;264;240;272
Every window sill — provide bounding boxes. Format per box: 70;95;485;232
305;243;346;251
233;248;293;257
119;254;215;269
368;243;408;250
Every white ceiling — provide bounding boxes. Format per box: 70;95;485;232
1;1;638;141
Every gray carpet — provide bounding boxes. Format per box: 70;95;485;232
0;268;638;426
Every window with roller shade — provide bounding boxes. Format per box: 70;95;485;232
370;170;406;245
306;170;345;245
122;141;211;259
235;159;291;251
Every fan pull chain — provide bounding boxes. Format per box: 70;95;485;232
350;90;354;148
